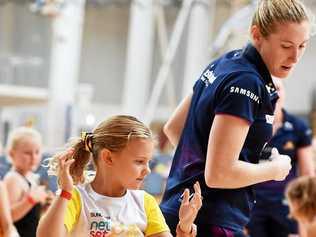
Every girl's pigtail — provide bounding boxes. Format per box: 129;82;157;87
69;132;94;184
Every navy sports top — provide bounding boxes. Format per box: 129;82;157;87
160;44;279;231
255;110;312;202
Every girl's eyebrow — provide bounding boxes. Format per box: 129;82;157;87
135;155;151;160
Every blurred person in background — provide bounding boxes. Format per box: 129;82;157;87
3;127;49;237
159;0;313;236
143;123;173;199
247;78;315;237
286;176;316;237
0;181;13;237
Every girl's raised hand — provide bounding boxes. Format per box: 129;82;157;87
178;181;202;234
57;148;75;192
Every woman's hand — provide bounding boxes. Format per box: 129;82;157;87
57;149;75;192
178;182;202;234
269;148;292;181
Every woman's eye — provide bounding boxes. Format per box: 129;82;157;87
281;45;291;49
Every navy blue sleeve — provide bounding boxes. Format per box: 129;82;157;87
193;79;202;92
214;73;264;123
295;118;312;148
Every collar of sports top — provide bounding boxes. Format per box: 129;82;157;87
242;43;279;101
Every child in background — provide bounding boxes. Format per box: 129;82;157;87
37;115;202;237
286;176;316;237
0;181;13;237
3;127;49;237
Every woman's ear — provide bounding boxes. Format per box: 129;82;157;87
99;148;113;166
250;25;263;47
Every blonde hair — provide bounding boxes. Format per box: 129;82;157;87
6;127;42;152
286;176;316;221
251;0;311;37
49;115;153;184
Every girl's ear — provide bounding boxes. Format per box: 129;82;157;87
100;148;113;166
8;149;15;160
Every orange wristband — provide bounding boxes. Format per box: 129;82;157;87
26;195;37;205
60;190;72;200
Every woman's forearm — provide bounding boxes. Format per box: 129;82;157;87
205;159;278;188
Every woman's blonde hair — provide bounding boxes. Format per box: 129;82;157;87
286;176;316;221
6;127;42;152
252;0;312;37
49;115;153;184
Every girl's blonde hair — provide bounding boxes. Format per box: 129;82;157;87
50;115;153;184
6;127;42;152
251;0;312;37
286;176;316;221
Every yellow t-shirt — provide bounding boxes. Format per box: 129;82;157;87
64;184;169;237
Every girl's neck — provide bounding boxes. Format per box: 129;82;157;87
13;167;28;177
90;170;127;197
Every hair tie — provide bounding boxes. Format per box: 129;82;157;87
81;132;93;153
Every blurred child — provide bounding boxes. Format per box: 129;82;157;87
37;115;202;237
3;127;49;237
0;181;13;237
286;176;316;237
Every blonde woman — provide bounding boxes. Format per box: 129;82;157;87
160;0;313;236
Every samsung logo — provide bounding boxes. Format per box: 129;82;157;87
229;86;260;104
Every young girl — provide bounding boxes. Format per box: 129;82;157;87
4;127;49;237
286;176;316;237
37;115;202;237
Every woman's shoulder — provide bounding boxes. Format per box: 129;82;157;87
215;49;261;75
219;70;266;95
210;58;265;89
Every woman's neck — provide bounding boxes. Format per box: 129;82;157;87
273;108;284;134
90;170;126;197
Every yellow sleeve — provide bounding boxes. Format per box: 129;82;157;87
144;192;169;236
64;188;81;233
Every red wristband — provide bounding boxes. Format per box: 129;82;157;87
60;190;72;200
26;195;37;205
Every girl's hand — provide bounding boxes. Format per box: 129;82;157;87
29;185;49;204
57;149;75;192
178;182;202;234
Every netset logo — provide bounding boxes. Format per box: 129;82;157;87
89;216;111;237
